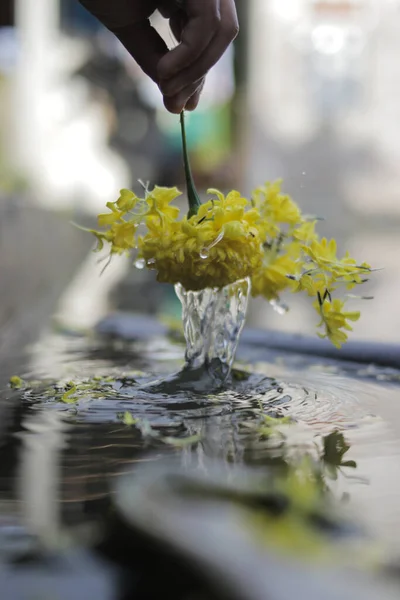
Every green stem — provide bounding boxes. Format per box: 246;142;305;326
180;111;202;217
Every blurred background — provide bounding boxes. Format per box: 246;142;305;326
1;0;400;362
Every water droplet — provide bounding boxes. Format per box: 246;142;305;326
134;258;146;270
199;231;224;259
209;231;224;249
270;299;289;316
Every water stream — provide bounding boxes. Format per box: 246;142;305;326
176;278;250;384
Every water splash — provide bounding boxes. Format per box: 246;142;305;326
200;231;225;260
175;278;251;385
269;298;289;315
134;258;146;270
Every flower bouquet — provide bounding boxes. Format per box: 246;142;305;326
84;112;373;385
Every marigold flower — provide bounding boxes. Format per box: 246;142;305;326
145;186;181;224
139;189;263;291
252;255;299;301
314;298;360;349
253;180;302;230
291;220;318;243
303;238;338;267
303;239;371;282
86;179;374;348
86;108;375;349
288;273;331;297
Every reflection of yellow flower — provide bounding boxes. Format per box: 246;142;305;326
140;189;263;291
314;298;360;348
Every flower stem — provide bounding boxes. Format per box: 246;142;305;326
180;111;202;217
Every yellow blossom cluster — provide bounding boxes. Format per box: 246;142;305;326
140;187;263;291
88;181;373;348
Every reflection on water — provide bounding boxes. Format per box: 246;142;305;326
1;328;400;560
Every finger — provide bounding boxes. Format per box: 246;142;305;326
158;0;183;19
185;80;205;111
80;1;168;83
163;78;205;114
158;0;222;81
112;21;169;83
159;0;238;97
169;10;188;42
79;0;157;29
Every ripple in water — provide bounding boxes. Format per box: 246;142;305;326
21;357;376;437
4;327;400;553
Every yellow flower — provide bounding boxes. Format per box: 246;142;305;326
339;256;371;289
109;222;137;253
292;220;318;243
140;189;263;291
97;201;124;227
289;273;331;297
86;181;373;349
9;375;25;389
252;254;299;300
208;188;248;210
253;180;302;231
283;239;307;260
303;238;338;266
93;188;149;254
99;190;142;224
116;188;139;212
303;239;371;282
145;186;181;224
97;210;122;227
314;298;360;348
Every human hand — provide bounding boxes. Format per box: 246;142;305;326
79;0;239;113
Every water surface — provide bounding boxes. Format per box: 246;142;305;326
1;326;400;559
